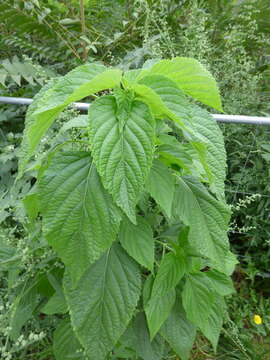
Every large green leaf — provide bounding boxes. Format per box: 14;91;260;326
151;252;186;298
64;243;141;360
123;312;165;360
180;105;226;196
182;273;215;328
146;159;175;218
39;151;122;284
145;288;176;340
89;94;155;223
182;272;226;350
53;319;85;360
160;296;196;360
173;176;236;275
206;270;235;296
136;74;226;196
19;64;122;175
142;57;222;111
199;295;226;351
119;216;154;271
133;74;188;130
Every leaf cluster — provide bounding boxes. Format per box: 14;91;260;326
5;57;237;360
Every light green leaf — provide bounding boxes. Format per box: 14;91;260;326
182;273;215;328
145;288;176;340
160;296;196;360
206;270;235;296
19;64;122;175
143;57;222;111
173;176;235;275
42;291;68;315
151;252;186;298
146;159;175;218
136;74;226;196
39;151;122;285
119;216;154;271
53;319;85;360
18;78;58;176
122;69;143;86
199;295;226;351
133;74;188;129
23;191;39;221
180;105;226;196
182;272;226;350
64;243;141;360
89;95;155;223
158;140;196;175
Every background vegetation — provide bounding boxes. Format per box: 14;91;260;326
0;0;270;359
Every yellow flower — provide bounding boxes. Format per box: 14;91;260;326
253;314;262;325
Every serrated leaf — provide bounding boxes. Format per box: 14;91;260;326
145;288;176;340
173;176;236;275
182;272;226;350
136;74;225;196
206;270;235;296
125;312;165;360
89;95;155;223
146;159;175;218
133;74;188;130
119;216;154;271
143;57;222;111
182;273;215;328
199;295;226;351
19;64;122;175
53;319;85;360
64;243;141;360
151;252;186;298
158;142;196;177
180;105;227;196
160;296;196;360
39;151;122;284
18;78;59;177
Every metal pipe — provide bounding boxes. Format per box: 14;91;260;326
1;96;270;125
212;114;270;125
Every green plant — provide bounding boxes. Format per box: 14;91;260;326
0;56;55;87
8;57;238;360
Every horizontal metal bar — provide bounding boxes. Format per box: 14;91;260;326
212;114;270;125
1;96;270;125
